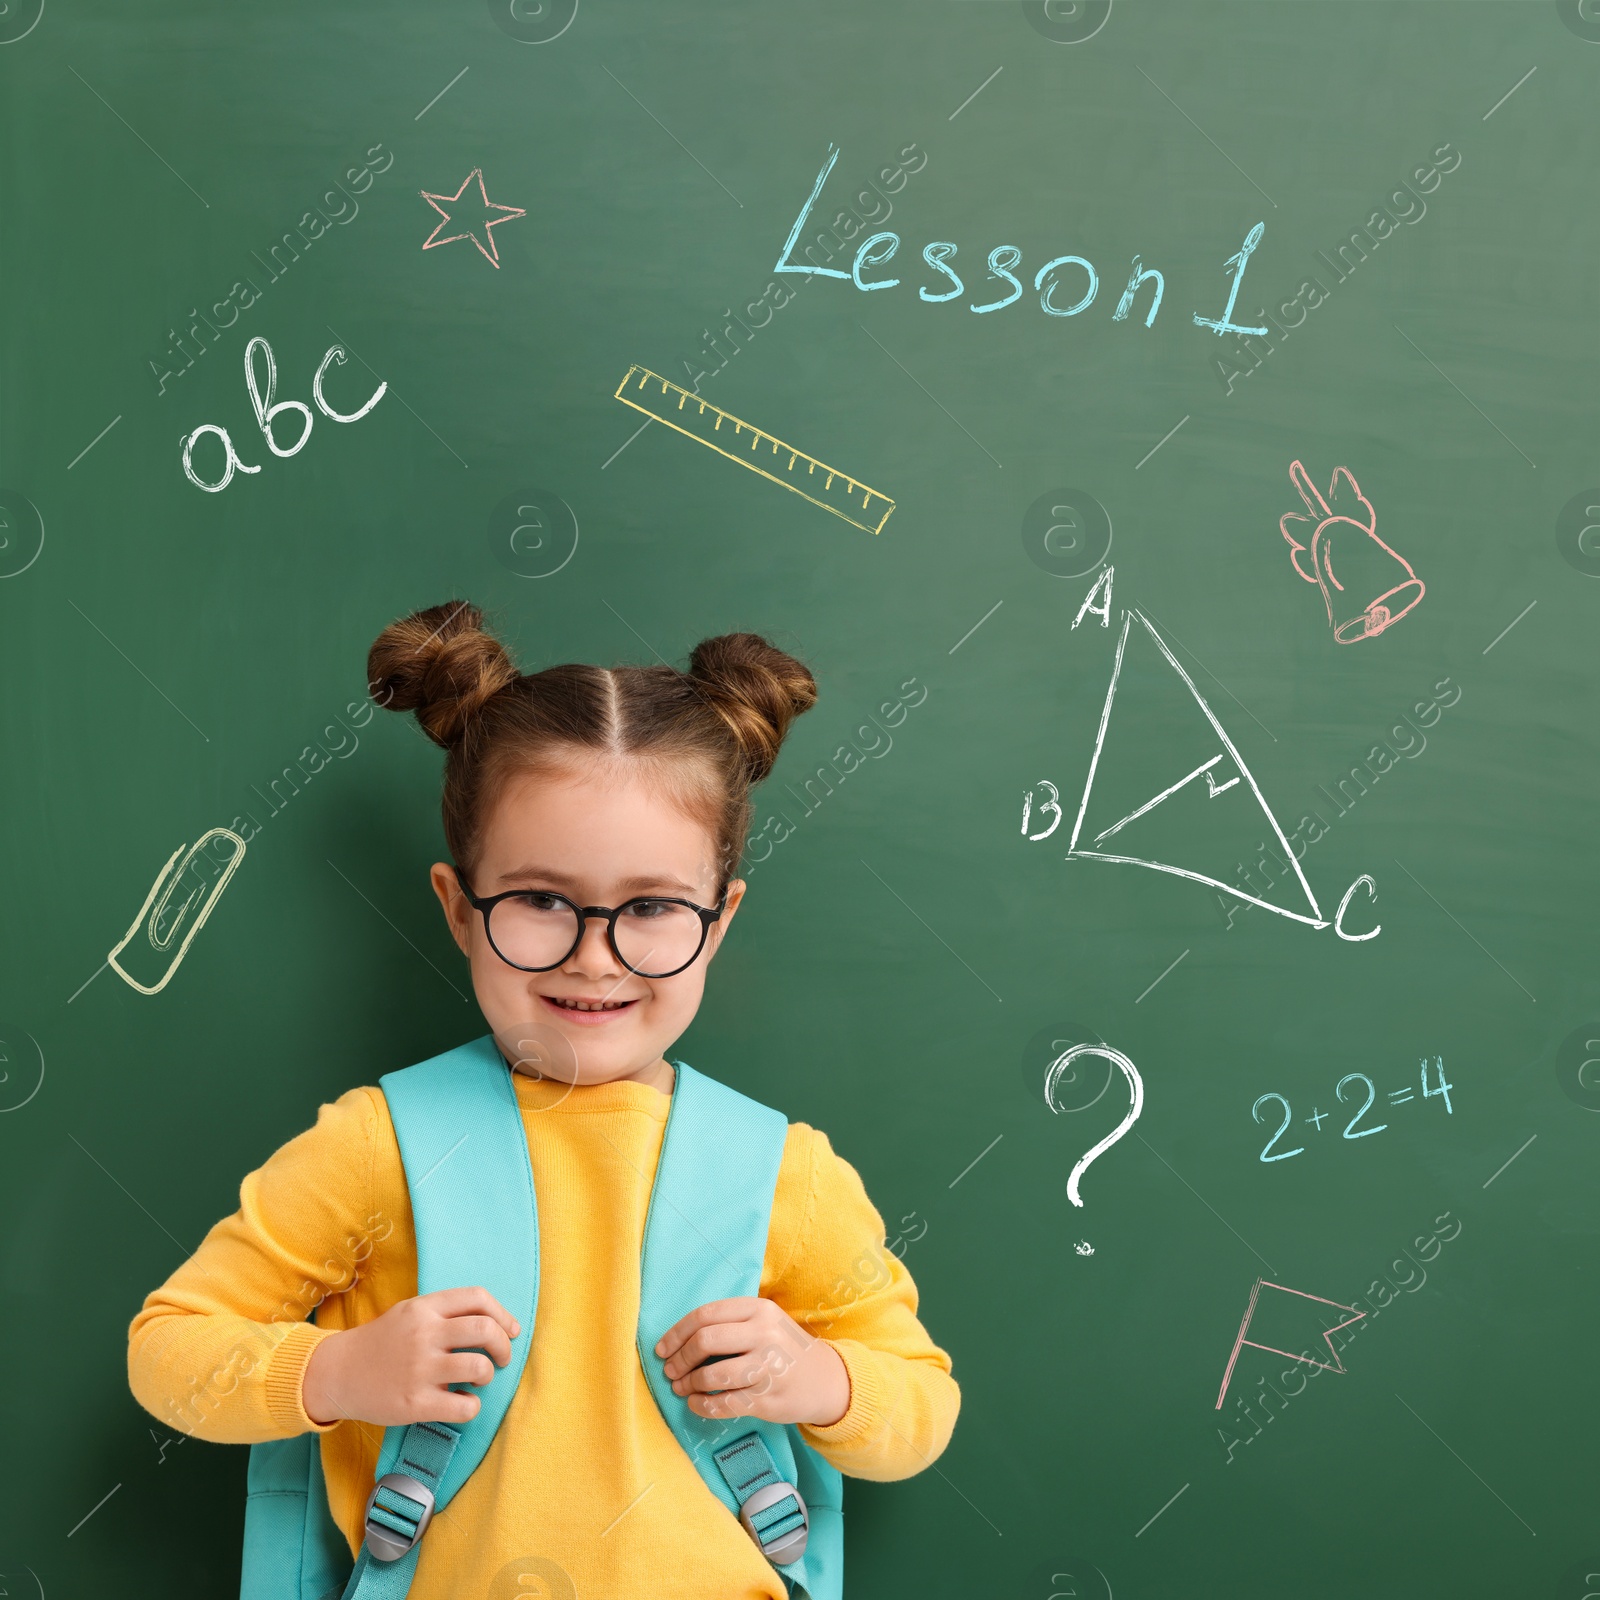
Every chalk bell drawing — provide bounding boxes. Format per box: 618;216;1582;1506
108;828;246;995
1279;461;1424;644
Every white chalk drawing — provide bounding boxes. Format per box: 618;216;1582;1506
1020;778;1063;841
108;828;246;995
1047;1042;1144;1207
1067;609;1377;932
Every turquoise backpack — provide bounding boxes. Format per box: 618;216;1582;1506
238;1035;844;1600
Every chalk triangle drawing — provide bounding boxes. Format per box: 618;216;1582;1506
1066;609;1327;928
1215;1279;1366;1408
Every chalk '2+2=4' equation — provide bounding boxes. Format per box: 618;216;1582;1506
1253;1057;1452;1163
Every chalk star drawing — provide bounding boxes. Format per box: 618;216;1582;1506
420;169;526;268
1067;609;1328;927
1279;461;1424;644
1216;1279;1365;1407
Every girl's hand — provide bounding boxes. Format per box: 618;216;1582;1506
302;1287;520;1427
655;1297;850;1427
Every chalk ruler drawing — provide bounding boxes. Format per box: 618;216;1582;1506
1046;1042;1144;1207
1067;608;1378;937
1216;1279;1366;1408
613;365;896;535
108;828;246;995
420;169;526;268
1279;461;1424;644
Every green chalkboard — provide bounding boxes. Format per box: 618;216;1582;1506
2;1;1597;1595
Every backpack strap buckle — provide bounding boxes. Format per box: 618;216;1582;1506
361;1418;462;1565
363;1472;436;1563
738;1479;810;1564
713;1432;809;1566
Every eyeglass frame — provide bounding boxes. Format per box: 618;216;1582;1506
451;867;729;979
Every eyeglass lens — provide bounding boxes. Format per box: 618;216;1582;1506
487;893;706;977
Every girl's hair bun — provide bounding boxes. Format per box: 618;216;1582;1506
687;632;818;785
367;601;519;748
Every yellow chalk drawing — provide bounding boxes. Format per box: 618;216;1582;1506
108;827;247;995
613;365;896;535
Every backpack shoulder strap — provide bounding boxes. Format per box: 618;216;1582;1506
340;1034;539;1597
377;1030;538;1492
636;1062;843;1600
240;1034;538;1600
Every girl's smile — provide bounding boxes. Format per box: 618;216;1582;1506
539;993;642;1023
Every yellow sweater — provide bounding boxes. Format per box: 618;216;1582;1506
127;1065;958;1597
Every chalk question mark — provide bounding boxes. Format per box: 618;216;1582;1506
1045;1043;1144;1207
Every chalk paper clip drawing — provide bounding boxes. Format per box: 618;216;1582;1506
420;169;526;268
108;828;246;995
1216;1278;1366;1408
613;365;896;535
1279;461;1424;644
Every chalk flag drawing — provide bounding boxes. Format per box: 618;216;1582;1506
1046;1042;1144;1207
613;366;896;535
420;169;526;268
1279;461;1424;644
1067;609;1329;927
108;828;246;995
1216;1278;1366;1408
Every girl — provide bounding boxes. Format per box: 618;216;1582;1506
128;602;959;1599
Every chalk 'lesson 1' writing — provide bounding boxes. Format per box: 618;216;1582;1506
775;144;1269;337
1253;1058;1453;1163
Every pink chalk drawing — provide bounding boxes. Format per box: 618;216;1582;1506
419;169;526;269
1215;1278;1366;1409
1279;461;1424;644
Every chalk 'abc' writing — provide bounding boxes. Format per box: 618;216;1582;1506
180;337;386;493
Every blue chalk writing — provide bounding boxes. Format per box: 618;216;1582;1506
1035;254;1099;317
853;231;901;291
1114;256;1165;326
970;245;1023;314
1194;222;1270;336
772;146;1274;336
1337;1073;1387;1139
1252;1093;1304;1163
774;143;851;280
919;241;963;302
1252;1056;1454;1166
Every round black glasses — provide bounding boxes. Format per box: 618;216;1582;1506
452;868;728;980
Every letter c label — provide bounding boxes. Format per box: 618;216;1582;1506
1334;874;1381;941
